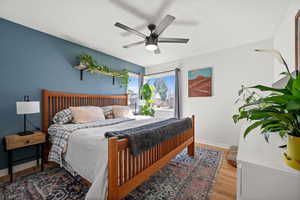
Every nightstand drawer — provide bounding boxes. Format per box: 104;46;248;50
5;132;46;150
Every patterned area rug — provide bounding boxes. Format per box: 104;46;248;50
0;147;223;200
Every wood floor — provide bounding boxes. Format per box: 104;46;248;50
0;144;237;200
0;163;55;183
198;144;237;200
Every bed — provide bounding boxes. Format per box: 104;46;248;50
42;89;195;200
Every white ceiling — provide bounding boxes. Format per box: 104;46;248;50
0;0;291;67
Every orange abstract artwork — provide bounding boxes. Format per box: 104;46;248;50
188;67;212;97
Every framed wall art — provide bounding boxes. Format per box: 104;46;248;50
188;67;212;97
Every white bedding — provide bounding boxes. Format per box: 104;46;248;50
64;116;167;200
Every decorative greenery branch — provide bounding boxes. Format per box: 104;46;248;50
76;53;129;87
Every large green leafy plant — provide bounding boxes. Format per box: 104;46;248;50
76;53;129;87
141;83;155;116
233;50;300;141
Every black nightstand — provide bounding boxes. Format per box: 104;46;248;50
4;132;46;182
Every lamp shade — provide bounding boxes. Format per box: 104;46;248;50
16;101;40;114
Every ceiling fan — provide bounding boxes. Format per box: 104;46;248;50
115;15;190;54
111;0;198;37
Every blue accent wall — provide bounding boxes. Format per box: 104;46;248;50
0;19;144;170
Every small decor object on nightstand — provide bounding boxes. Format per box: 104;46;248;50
16;96;40;136
4;131;46;182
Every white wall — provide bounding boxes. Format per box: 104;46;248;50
146;40;274;148
274;0;300;82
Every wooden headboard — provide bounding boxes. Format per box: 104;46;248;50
42;90;128;133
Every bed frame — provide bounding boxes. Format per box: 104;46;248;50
42;89;195;200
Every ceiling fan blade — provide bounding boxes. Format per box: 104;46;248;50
153;0;175;22
158;37;189;43
111;0;151;21
123;41;144;48
121;24;146;36
121;21;198;37
154;47;161;54
115;22;147;39
153;15;175;36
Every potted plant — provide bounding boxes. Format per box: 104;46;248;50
77;53;97;67
233;49;300;170
141;83;155;116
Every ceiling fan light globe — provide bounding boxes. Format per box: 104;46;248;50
146;44;158;51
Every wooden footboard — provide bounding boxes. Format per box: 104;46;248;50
108;115;195;200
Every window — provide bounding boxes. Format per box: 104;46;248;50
127;73;140;114
144;71;175;118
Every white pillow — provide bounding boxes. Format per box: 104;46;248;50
112;105;134;118
69;106;105;124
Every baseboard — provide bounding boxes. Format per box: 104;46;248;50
197;139;231;149
0;159;40;178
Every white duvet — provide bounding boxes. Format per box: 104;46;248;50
64;116;167;200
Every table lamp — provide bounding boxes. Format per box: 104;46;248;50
16;96;40;136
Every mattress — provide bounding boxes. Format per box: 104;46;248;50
49;116;166;200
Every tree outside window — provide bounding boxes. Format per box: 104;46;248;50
145;73;175;117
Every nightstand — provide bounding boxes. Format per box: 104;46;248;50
4;131;46;182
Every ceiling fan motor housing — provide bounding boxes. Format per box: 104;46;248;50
145;36;158;46
148;24;156;32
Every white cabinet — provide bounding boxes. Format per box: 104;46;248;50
237;128;300;200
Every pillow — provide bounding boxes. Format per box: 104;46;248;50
102;106;114;119
52;108;73;124
70;106;105;124
112;105;134;118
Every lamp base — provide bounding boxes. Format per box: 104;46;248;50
18;131;34;136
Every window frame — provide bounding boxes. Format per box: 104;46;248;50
127;72;141;114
